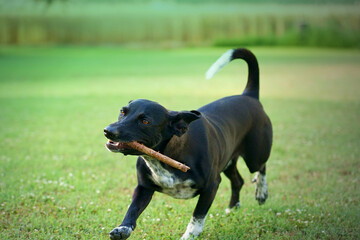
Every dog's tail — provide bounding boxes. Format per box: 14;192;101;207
205;48;259;99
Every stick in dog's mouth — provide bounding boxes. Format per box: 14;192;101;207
108;140;190;173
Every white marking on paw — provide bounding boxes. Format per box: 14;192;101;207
205;49;234;80
181;216;206;240
254;172;268;204
225;208;231;214
142;156;197;199
225;201;241;214
109;226;132;239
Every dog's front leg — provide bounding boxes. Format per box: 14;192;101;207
110;185;154;240
181;180;220;240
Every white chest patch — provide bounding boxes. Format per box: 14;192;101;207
141;156;197;199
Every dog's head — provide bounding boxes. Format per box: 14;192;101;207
104;99;201;155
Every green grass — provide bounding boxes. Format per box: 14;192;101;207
0;46;359;239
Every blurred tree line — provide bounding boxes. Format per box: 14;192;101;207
35;0;360;3
0;0;359;48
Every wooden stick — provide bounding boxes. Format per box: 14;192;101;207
124;141;190;172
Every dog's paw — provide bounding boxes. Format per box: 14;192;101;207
225;201;241;214
256;188;268;205
254;173;268;205
109;226;132;240
180;233;196;240
180;217;205;240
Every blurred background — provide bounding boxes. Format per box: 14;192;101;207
1;0;359;48
1;0;360;239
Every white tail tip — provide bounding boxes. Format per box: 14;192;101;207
205;49;234;80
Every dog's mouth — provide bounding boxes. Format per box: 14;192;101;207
105;139;144;155
106;140;130;152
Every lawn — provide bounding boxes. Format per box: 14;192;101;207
0;46;359;239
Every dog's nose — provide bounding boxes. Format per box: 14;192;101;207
104;126;117;139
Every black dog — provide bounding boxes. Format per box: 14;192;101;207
104;48;272;239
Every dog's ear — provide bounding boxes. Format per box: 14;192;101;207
169;110;201;137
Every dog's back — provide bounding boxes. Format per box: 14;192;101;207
202;49;272;173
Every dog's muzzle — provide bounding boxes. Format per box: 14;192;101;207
105;140;130;152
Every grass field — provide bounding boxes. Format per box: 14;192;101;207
0;46;359;239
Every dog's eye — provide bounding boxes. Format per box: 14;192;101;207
120;109;126;116
142;119;150;125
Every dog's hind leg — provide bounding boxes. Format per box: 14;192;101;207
242;124;272;205
252;165;268;205
223;157;243;212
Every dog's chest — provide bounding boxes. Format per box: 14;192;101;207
141;156;197;199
